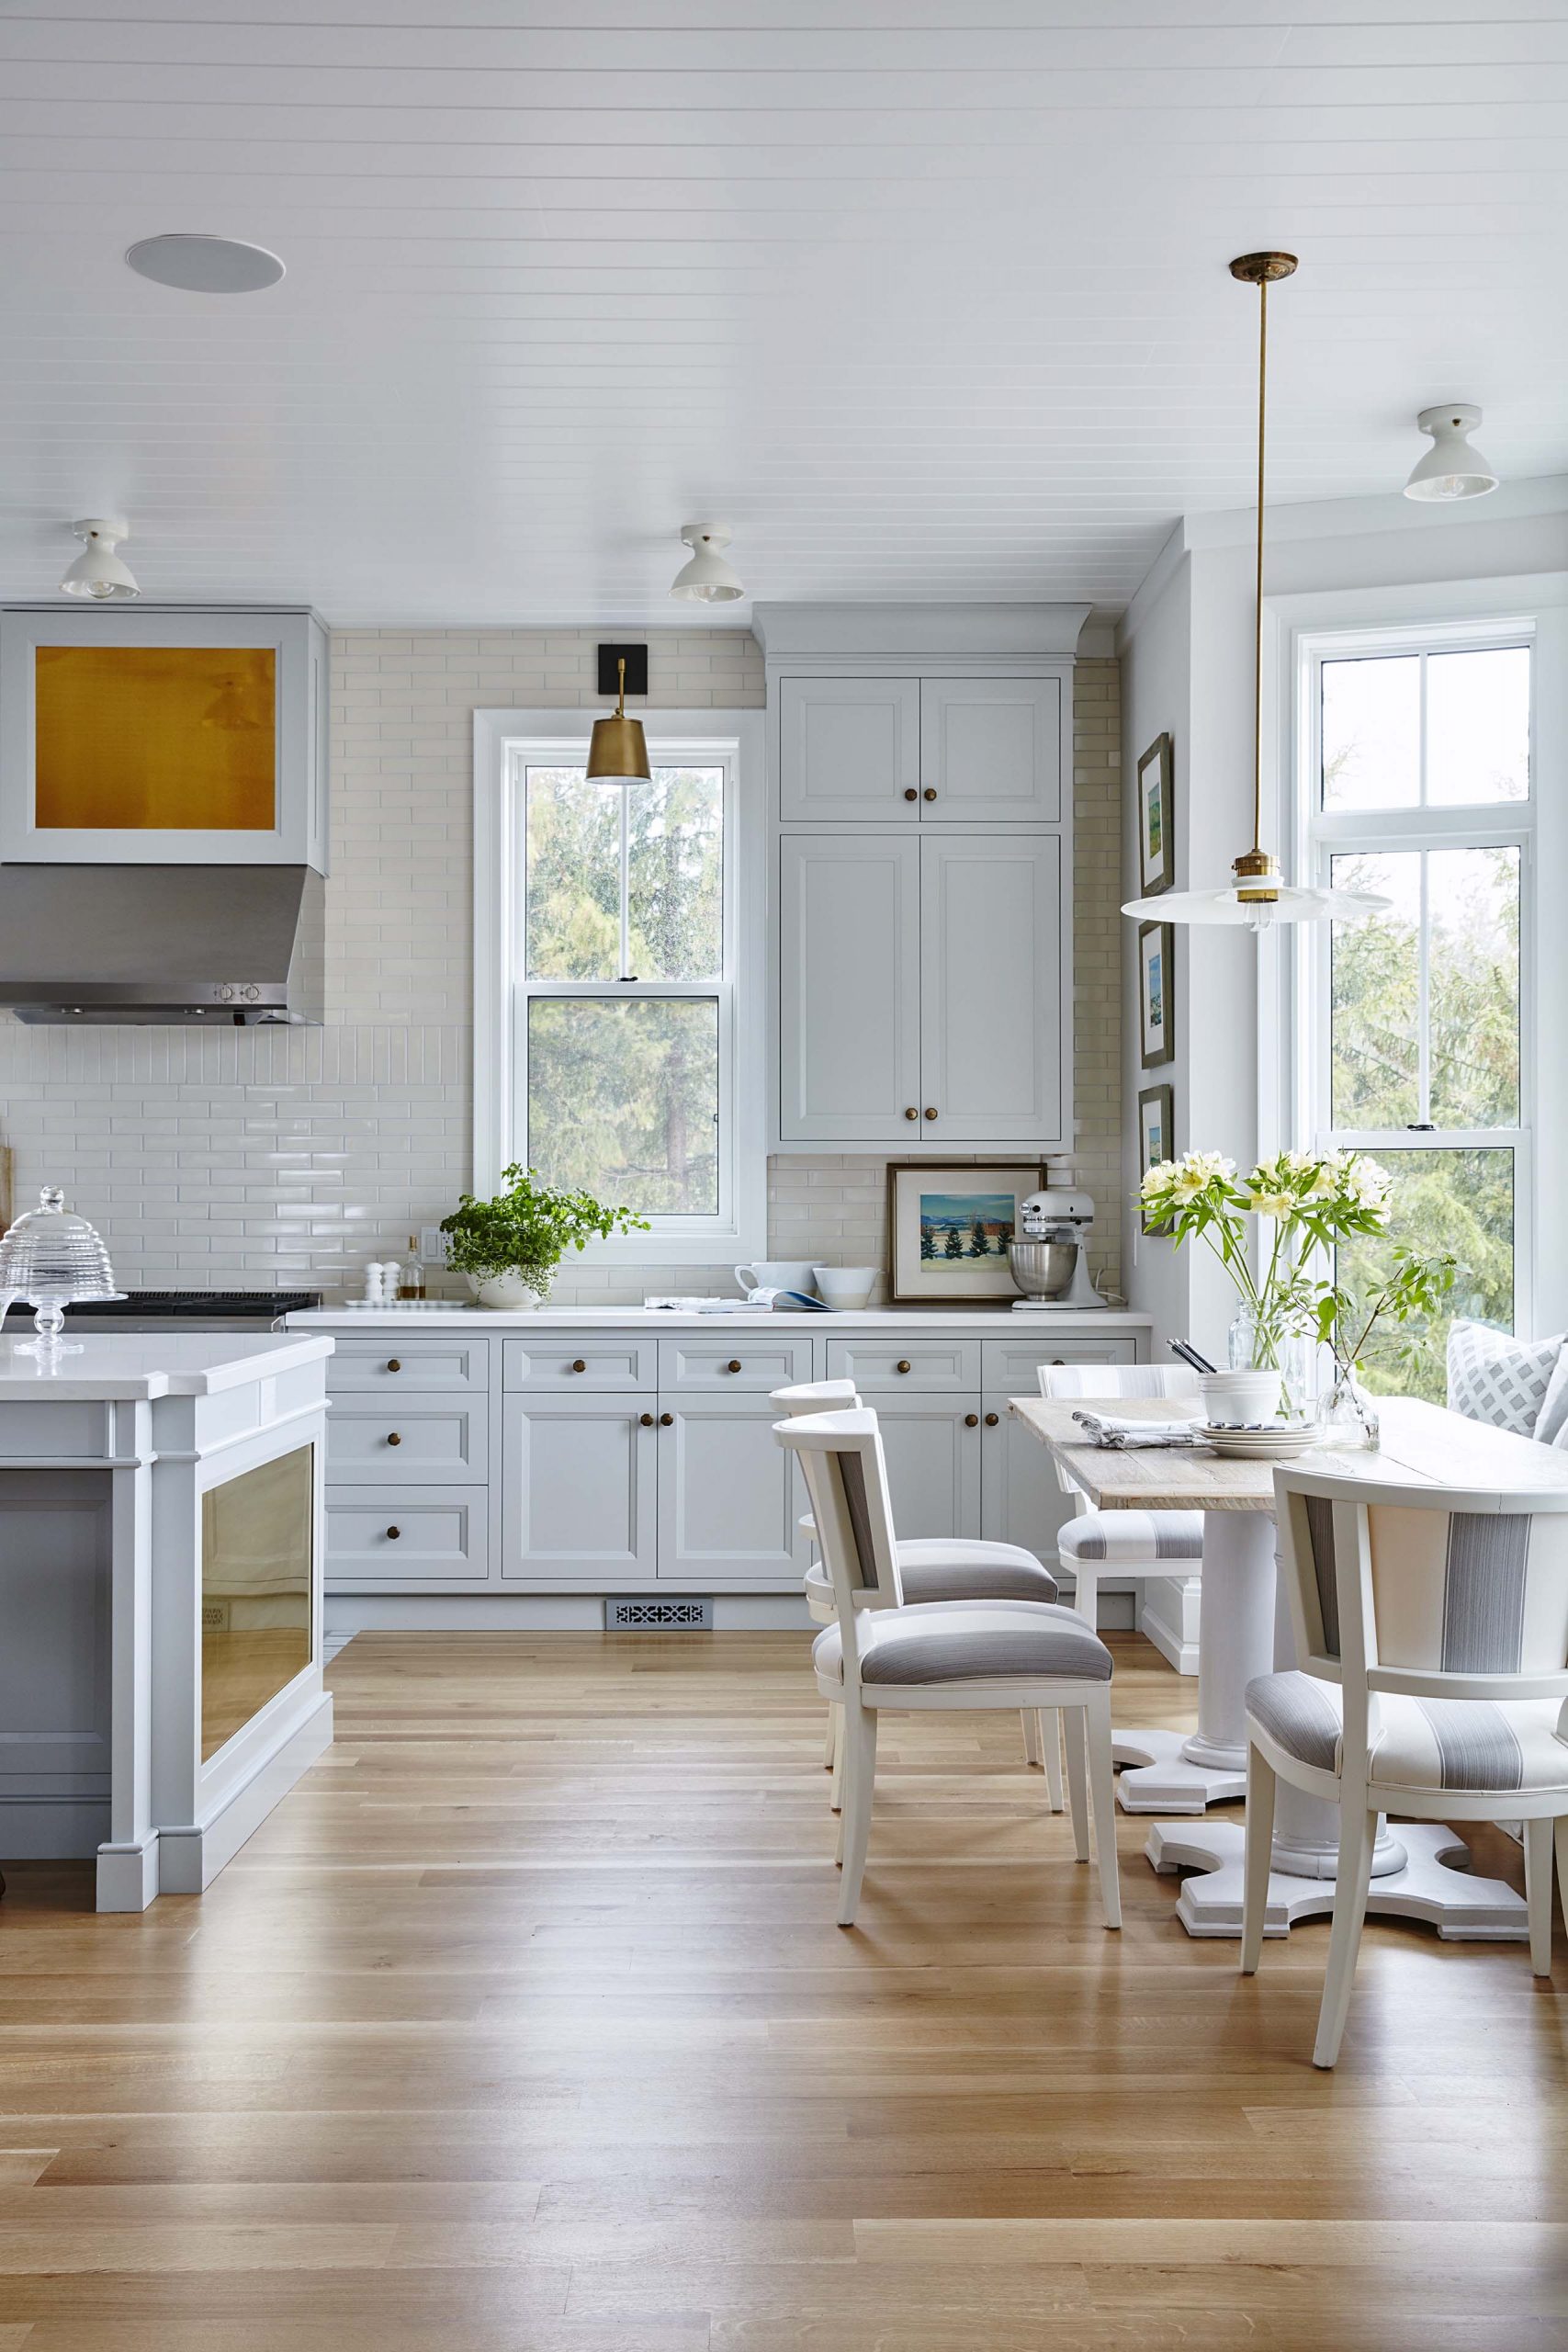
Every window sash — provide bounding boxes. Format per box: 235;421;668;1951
508;742;743;1246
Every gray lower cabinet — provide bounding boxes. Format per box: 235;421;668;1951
318;1320;1146;1595
658;1396;813;1582
501;1394;658;1583
872;1396;983;1541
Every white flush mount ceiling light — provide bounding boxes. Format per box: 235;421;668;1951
60;517;140;601
1122;254;1389;934
670;520;743;603
125;233;285;294
1404;403;1499;502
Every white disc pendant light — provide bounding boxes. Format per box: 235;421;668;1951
1404;404;1499;502
60;517;141;601
670;521;743;603
1122;254;1389;933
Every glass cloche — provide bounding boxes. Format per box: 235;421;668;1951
0;1186;124;1343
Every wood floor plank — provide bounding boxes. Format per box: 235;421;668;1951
0;1627;1562;2349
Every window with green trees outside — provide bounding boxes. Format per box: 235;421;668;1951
1304;634;1531;1401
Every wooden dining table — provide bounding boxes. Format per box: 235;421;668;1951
1009;1391;1568;1940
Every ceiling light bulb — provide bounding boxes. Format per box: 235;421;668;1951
670;521;743;604
1404;404;1498;502
60;518;140;601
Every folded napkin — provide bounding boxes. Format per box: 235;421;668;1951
1071;1410;1203;1450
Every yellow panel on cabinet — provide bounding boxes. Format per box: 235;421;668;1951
34;644;277;831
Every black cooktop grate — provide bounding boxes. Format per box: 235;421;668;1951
62;1291;321;1318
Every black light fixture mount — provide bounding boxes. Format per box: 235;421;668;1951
597;643;649;697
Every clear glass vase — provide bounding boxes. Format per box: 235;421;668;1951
1318;1366;1381;1452
1228;1309;1313;1422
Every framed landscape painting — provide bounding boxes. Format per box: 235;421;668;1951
1137;733;1174;897
1139;920;1175;1069
886;1161;1044;1303
1138;1085;1174;1234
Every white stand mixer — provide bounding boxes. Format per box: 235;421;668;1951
1007;1187;1109;1312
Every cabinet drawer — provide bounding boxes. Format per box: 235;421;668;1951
326;1335;490;1394
826;1338;981;1392
326;1396;487;1484
326;1488;489;1582
502;1338;655;1391
982;1336;1138;1394
659;1337;816;1394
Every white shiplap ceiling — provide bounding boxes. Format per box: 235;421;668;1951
2;1;1565;628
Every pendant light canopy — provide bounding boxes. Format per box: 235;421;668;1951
1122;254;1389;934
1404;403;1498;503
585;655;651;786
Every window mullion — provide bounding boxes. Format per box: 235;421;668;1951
1416;849;1431;1125
618;788;632;981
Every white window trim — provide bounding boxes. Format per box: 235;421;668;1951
473;706;767;1264
1260;577;1568;1340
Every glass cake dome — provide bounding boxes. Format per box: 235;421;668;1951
0;1186;125;1342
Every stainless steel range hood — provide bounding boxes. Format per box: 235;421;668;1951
0;865;323;1024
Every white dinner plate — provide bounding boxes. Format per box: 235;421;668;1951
1199;1421;1320;1460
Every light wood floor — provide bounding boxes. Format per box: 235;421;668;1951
2;1629;1566;2351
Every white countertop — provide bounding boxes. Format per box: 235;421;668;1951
285;1304;1151;1333
0;1329;333;1400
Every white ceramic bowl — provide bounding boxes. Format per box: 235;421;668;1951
812;1264;878;1309
1199;1367;1282;1427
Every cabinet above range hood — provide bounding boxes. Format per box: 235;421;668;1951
0;864;323;1024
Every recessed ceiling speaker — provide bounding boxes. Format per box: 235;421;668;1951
125;234;286;294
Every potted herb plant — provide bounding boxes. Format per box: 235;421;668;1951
440;1165;648;1309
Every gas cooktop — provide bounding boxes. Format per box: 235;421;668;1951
60;1290;321;1328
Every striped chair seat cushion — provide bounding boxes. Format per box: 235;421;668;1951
896;1539;1060;1606
814;1600;1112;1690
1247;1669;1568;1794
1058;1510;1204;1566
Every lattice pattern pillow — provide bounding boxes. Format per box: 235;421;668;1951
1446;1320;1563;1438
1534;1349;1568;1451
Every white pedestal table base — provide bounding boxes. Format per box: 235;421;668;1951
1146;1816;1529;1940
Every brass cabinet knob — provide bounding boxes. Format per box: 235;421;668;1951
964;1413;979;1428
639;1412;654;1427
903;786;918;801
923;1107;938;1120
386;1430;401;1446
570;1358;587;1374
896;1359;912;1374
904;1106;919;1119
985;1412;999;1427
726;1358;742;1374
660;1412;674;1427
387;1357;401;1373
386;1525;401;1540
923;786;937;801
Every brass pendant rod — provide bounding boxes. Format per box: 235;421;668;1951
1251;273;1268;860
615;654;626;717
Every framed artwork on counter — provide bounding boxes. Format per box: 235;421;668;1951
886;1161;1045;1303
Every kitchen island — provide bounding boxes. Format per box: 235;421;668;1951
0;1329;333;1910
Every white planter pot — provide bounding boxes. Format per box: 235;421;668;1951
467;1271;549;1311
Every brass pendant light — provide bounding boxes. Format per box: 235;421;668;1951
586;655;651;786
1122;253;1389;933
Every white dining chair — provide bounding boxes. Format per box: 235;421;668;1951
1038;1363;1206;1636
772;1378;1066;1811
774;1405;1122;1929
1242;1461;1568;2068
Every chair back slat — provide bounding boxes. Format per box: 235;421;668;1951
774;1409;905;1658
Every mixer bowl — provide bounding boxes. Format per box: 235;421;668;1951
1008;1239;1077;1302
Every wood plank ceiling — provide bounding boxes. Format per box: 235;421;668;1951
0;2;1564;626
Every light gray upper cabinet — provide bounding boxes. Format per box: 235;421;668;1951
918;677;1062;822
919;833;1063;1142
780;833;1066;1148
777;676;920;822
778;831;921;1142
